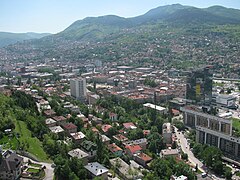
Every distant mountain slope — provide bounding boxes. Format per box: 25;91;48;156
0;32;51;47
55;4;240;41
1;4;240;70
204;6;240;22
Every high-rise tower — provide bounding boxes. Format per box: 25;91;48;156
186;66;213;105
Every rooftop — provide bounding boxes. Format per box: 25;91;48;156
136;152;152;162
161;148;179;156
84;162;108;176
108;143;123;153
45;118;56;125
52;116;66;122
143;103;167;112
123;122;137;130
68;148;89;159
70;132;86;140
63;123;77;130
125;144;142;154
101;124;112;133
49;126;64;133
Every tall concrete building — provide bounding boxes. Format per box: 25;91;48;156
181;105;240;160
70;78;87;100
186;66;213;105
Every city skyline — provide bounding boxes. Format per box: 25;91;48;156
1;0;240;33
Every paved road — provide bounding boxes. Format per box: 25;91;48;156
20;155;54;180
174;127;204;172
174;127;227;180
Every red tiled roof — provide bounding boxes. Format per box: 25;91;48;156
125;145;142;154
101;124;112;133
63;123;77;130
171;109;180;116
138;152;152;162
108;143;122;153
113;134;128;142
53;116;66;122
43;110;56;116
123;122;136;129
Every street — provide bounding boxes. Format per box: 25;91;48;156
174;127;204;172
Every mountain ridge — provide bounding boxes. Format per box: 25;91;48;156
0;32;51;47
55;4;240;41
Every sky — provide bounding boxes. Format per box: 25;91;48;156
1;0;240;34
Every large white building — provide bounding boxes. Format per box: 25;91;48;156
70;78;87;100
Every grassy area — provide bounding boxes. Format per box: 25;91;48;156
0;135;19;150
29;162;42;168
14;120;49;162
232;118;240;131
27;168;40;173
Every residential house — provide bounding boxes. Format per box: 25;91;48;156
125;145;142;157
123;138;147;150
123;122;137;130
160;148;179;158
62;123;77;135
84;162;108;180
52;116;67;126
113;134;128;143
110;158;143;180
109;112;117;121
45;118;56;127
0;150;23;180
81;140;97;158
92;116;103;125
133;152;152;168
49;126;64;134
70;132;86;145
43;109;56;117
108;144;123;157
68;148;89;165
101;124;112;134
100;134;111;145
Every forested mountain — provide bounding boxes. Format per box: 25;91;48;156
1;4;240;70
0;32;51;47
55;4;240;41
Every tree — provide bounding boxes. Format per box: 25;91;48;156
69;157;88;179
224;167;232;180
54;155;71;180
181;153;188;161
95;135;110;167
201;146;223;174
150;158;173;179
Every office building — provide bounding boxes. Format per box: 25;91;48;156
186;67;213;105
212;93;237;109
181;105;240;160
70;78;87;100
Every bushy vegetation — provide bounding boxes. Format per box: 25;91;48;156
0;92;49;161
